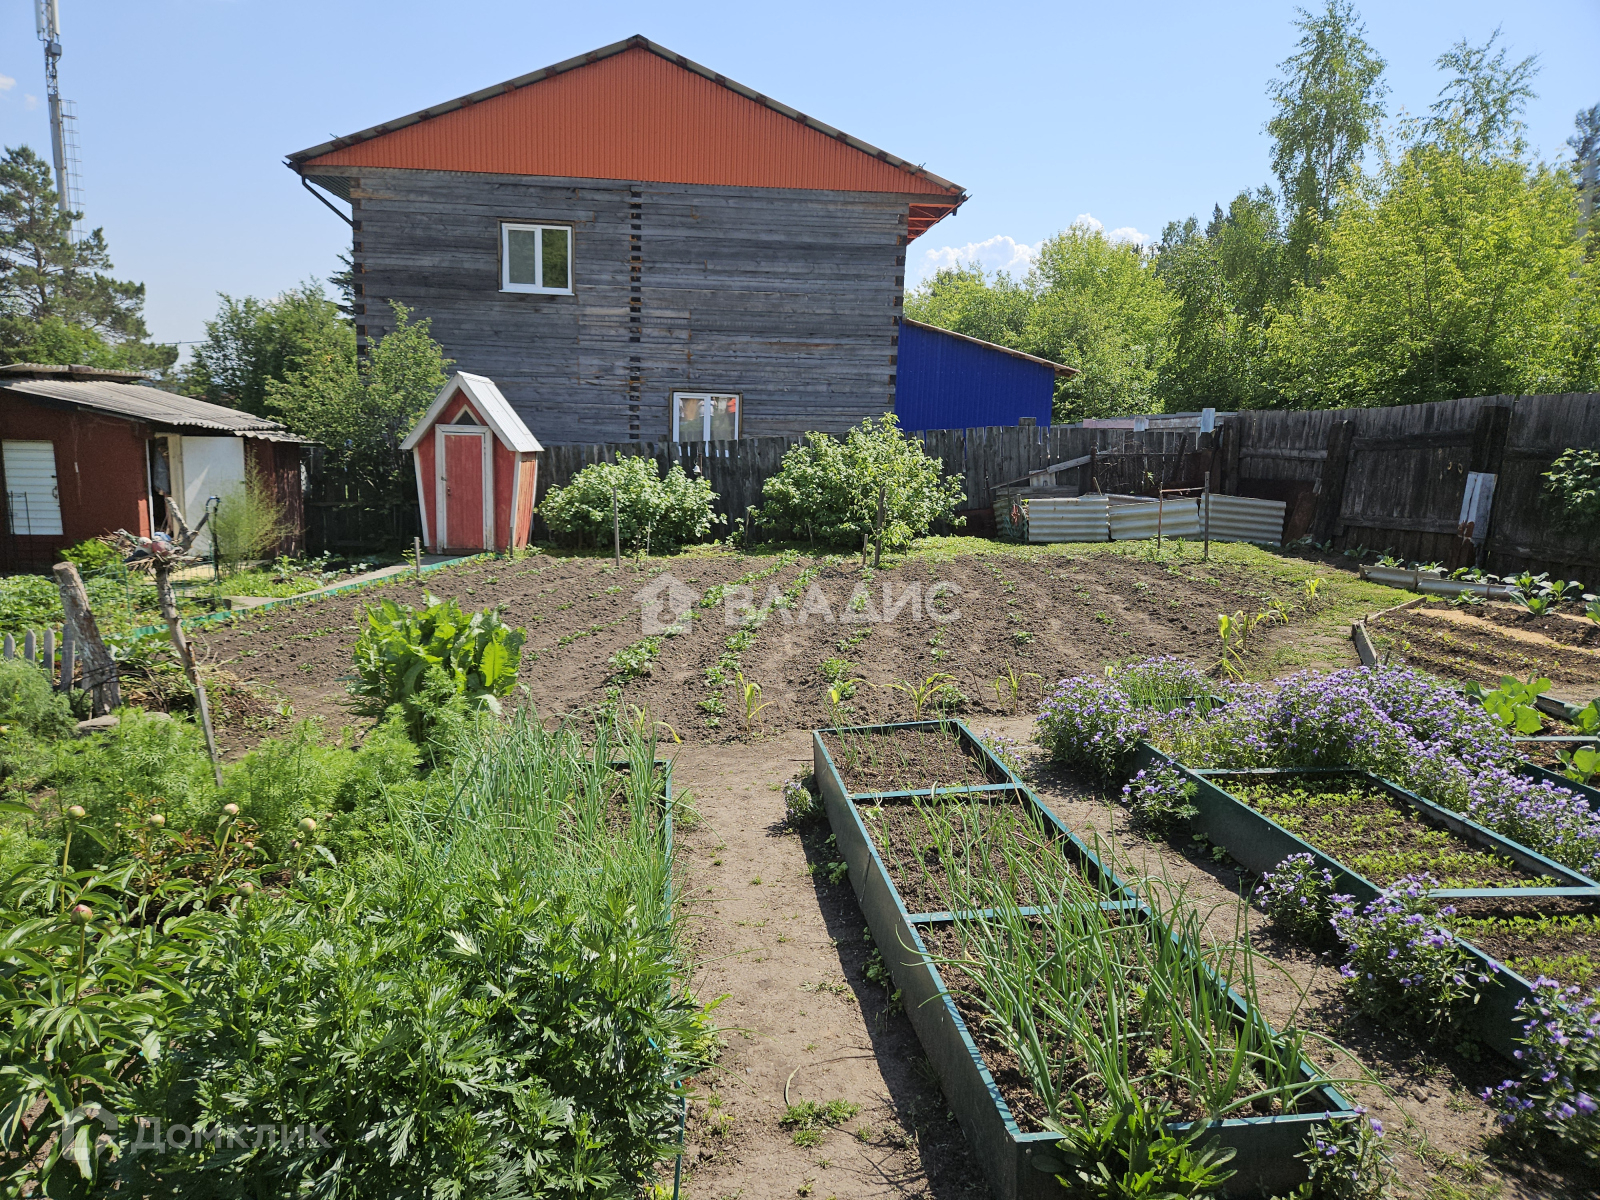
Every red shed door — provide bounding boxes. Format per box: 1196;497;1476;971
442;431;486;549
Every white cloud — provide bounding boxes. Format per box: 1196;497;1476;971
24;94;38;111
1071;213;1151;246
0;74;16;93
909;233;1039;287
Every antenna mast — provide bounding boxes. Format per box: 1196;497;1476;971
34;0;84;238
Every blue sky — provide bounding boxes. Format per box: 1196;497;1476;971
1;0;1595;354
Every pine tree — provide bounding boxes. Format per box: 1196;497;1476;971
0;144;174;372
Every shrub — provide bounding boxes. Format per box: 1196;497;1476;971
1256;853;1340;945
1330;876;1489;1045
783;774;823;825
0;658;74;738
1053;1094;1236;1199
540;456;721;551
210;462;292;570
1483;979;1600;1160
755;415;965;549
1543;447;1600;531
1295;1112;1394;1200
61;536;121;573
1035;674;1147;779
1120;765;1198;832
348;593;525;743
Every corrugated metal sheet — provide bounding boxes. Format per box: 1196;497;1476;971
1108;497;1201;541
1202;494;1287;545
896;320;1058;432
1026;495;1109;543
298;44;965;213
0;379;298;436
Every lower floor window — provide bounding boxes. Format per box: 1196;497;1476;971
672;392;740;443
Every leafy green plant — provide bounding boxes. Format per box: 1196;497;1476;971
1463;673;1549;735
991;664;1042;711
1291;1114;1394;1200
348;593;525;742
781;1098;860;1147
755;415;965;550
210;462;293;571
734;669;773;735
878;673;962;720
1586;594;1600;626
1558;744;1600;786
1542;447;1600;531
1052;1094;1237;1199
0;657;75;739
540;455;722;552
783;774;823;825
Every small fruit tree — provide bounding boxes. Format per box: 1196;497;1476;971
540;456;721;551
756;415;965;554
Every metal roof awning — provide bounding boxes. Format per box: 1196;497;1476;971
0;374;310;440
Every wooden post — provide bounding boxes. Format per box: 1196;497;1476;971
154;562;222;786
611;486;622;570
1202;471;1212;562
52;563;121;716
59;625;74;693
873;485;886;570
413;536;423;580
1310;420;1357;545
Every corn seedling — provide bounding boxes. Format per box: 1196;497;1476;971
991;664;1042;711
879;673;961;720
735;669;774;734
1300;577;1324;612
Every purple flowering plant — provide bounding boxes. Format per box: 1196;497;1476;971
1294;1108;1393;1200
1035;674;1148;780
1330;875;1489;1044
1483;979;1600;1161
1120;766;1199;833
1105;656;1213;710
1257;853;1340;946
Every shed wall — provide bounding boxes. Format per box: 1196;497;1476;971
0;394;150;555
346;167;908;445
893;320;1054;431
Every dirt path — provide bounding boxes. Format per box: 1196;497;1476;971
671;734;988;1200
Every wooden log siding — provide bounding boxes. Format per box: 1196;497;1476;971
346;167;918;445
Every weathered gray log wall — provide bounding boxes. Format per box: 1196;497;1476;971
343;167;922;446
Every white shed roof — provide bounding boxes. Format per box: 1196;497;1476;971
401;372;543;453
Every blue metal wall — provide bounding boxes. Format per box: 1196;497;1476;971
893;321;1054;431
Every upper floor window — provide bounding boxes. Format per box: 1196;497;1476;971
502;223;572;294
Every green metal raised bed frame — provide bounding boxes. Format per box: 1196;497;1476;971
816;721;1360;1200
1129;745;1600;1059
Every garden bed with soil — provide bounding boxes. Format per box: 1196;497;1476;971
1222;774;1555;890
1372;603;1600;692
822;724;1000;794
1450;896;1600;995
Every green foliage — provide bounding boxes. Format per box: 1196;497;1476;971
348;593;526;743
60;538;120;573
181;283;350;416
1463;674;1549;736
1543;447;1600;530
1290;1115;1394;1200
781;1098;860;1146
1052;1094;1237;1199
266;300;450;491
0;145;176;374
540;456;722;551
783;774;823;825
0;658;74;739
209;462;292;570
756;415;964;548
1265;0;1389;282
221;717;422;860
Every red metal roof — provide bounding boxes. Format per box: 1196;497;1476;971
289;36;964;239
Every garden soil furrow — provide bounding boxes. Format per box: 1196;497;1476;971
1373;601;1600;695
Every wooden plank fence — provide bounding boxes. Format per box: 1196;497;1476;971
298;391;1600;581
2;625;77;692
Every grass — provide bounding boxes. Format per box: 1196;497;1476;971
781;1099;861;1147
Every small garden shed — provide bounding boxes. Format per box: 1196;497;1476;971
403;372;542;553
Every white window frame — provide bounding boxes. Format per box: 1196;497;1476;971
672;391;742;444
500;223;573;295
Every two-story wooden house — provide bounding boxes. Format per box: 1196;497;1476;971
287;35;970;447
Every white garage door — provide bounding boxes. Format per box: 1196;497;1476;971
3;441;63;536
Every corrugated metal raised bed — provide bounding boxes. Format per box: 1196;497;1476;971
816;722;1360;1199
1024;494;1109;543
1108;496;1201;541
1129;748;1600;1059
1200;494;1286;545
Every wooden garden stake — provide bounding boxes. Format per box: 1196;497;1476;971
1203;470;1212;562
414;536;423;580
611;485;622;570
154;562;223;786
873;484;886;569
52;563;120;715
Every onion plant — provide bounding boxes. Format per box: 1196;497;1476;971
915;814;1337;1127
